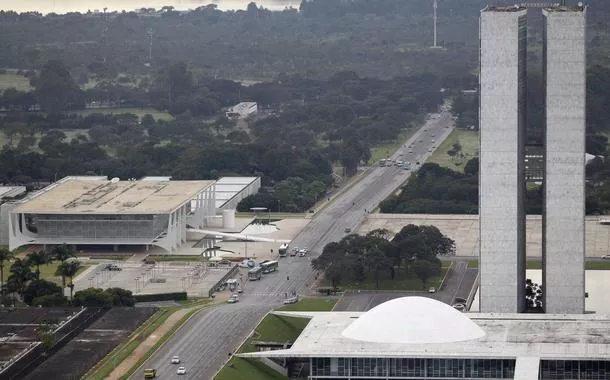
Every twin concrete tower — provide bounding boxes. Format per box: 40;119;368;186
479;4;587;314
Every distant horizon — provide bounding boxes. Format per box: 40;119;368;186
0;0;301;15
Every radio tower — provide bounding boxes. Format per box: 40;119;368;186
145;29;154;67
432;0;440;48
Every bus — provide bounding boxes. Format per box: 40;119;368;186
248;266;263;281
260;260;279;274
278;243;289;257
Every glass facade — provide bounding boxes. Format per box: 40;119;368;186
310;357;515;379
26;213;169;239
540;360;610;379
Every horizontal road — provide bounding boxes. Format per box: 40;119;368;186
131;110;456;380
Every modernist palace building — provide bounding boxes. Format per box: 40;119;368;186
241;297;610;379
7;176;216;252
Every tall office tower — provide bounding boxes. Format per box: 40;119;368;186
542;5;586;314
479;6;528;313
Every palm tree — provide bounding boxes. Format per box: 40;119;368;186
8;258;34;297
56;261;81;300
51;244;75;264
26;250;50;279
0;248;15;295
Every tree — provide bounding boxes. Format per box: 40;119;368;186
0;248;15;295
105;287;136;307
51;244;75;263
325;265;343;290
73;287;113;307
26;250;50;279
56;261;81;300
7;258;34;297
23;279;63;305
31;293;68;307
412;260;440;289
34;60;83;112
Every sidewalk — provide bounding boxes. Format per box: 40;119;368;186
106;295;228;379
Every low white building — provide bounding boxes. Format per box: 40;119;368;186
226;102;257;119
8;177;216;253
240;297;610;379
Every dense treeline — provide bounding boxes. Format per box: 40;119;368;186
0;61;446;212
380;162;479;214
312;225;455;289
381;159;610;215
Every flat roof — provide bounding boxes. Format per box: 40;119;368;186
0;186;26;199
240;311;610;360
14;179;214;214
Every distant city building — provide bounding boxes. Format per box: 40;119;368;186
226;102;258;119
479;4;586;314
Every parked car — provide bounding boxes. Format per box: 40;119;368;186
602;255;610;260
105;264;122;271
454;297;467;304
453;303;466;311
177;366;187;375
428;287;436;293
171;356;180;364
227;294;240;303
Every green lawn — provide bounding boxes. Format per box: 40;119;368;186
72;107;173;121
427;129;479;171
0;73;32;92
368;127;417;165
215;357;287;380
1;262;89;285
215;297;337;380
321;268;447;291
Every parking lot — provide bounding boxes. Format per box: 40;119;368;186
73;261;232;298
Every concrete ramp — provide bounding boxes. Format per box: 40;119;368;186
187;229;291;244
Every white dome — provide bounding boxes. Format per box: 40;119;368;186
341;296;485;344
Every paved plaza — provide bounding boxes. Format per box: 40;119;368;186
73;261;231;298
361;214;610;258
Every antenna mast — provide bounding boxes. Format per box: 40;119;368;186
146;28;154;67
433;0;438;48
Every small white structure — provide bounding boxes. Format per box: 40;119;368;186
226;102;257;119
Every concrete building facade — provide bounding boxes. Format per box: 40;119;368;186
542;6;587;314
479;6;528;313
8;177;216;253
479;4;587;314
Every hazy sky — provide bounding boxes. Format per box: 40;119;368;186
0;0;301;14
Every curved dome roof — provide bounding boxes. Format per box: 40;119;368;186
341;296;485;344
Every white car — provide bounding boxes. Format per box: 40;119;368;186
227;294;239;303
171;356;180;364
177;366;187;375
602;255;610;260
428;287;436;293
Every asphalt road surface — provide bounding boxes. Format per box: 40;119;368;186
131;110;456;380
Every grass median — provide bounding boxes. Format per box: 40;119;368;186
119;304;208;380
84;308;174;380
